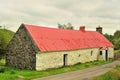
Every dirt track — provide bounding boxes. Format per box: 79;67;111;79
33;61;120;80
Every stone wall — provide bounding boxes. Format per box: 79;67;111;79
36;48;99;70
36;47;114;70
97;47;114;60
6;25;38;70
108;47;114;59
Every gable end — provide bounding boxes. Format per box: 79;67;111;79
6;24;39;70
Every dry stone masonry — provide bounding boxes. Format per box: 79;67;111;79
6;25;38;70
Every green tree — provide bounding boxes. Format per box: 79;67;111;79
112;30;120;50
104;30;120;50
104;33;114;43
66;23;74;30
113;30;120;39
113;38;120;50
58;23;74;30
58;24;63;29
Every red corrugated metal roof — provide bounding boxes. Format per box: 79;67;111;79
24;24;113;52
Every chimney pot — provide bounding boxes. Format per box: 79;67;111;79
96;25;102;34
79;26;85;31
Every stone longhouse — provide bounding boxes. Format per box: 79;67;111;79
6;24;114;70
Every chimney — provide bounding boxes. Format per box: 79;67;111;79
96;25;102;34
79;26;85;31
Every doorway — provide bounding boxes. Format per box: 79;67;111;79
63;54;68;66
105;49;108;61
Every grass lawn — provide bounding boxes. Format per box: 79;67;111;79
92;64;120;80
0;60;111;80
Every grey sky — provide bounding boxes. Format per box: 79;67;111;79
0;0;120;34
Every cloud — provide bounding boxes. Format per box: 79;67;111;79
0;0;120;34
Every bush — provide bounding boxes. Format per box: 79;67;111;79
10;70;16;74
116;65;120;68
0;68;5;73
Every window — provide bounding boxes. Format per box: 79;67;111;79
100;51;102;55
91;51;93;56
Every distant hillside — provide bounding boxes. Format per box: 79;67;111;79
0;29;14;49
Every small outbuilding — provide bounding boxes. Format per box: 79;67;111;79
6;24;114;70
